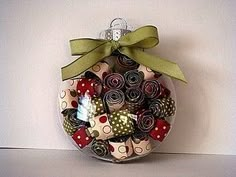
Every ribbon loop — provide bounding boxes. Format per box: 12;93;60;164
61;25;187;83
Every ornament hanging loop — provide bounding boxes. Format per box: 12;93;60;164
100;18;131;41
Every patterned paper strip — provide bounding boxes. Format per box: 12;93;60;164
149;119;171;142
108;137;133;160
109;110;134;137
59;89;78;113
63;117;77;136
114;55;139;74
91;139;110;157
103;73;125;91
131;133;152;156
103;89;125;113
136;109;155;132
91;97;106;117
137;64;162;80
76;78;102;97
150;97;176;118
72;126;93;149
124;70;143;88
125;87;145;113
141;80;161;99
85;61;111;81
88;113;114;140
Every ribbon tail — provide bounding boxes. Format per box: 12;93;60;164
120;47;187;83
61;42;114;81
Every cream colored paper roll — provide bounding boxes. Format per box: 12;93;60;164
59;89;78;113
85;62;111;81
131;135;152;156
137;64;155;80
108;137;133;160
88;113;114;140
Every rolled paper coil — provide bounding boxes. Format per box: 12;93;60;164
103;89;125;113
124;70;144;88
136;109;155;133
131;133;152;156
76;78;102;97
103;73;125;91
125;87;145;113
88;113;114;140
91;139;110;157
59;89;78;113
114;55;139;74
85;61;111;81
109;110;135;137
108;137;133;160
149;97;176;118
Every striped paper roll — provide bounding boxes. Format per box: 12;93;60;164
114;55;139;74
136;109;155;133
103;73;125;91
103;89;125;113
125;87;145;113
124;70;144;88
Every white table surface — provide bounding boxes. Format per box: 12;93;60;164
0;149;235;177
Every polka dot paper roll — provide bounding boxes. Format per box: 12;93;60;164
108;137;133;160
59;89;78;113
63;117;77;136
131;134;152;156
72;126;93;149
88;113;114;140
91;97;106;117
149;119;171;142
76;78;102;98
109;110;134;137
85;62;111;81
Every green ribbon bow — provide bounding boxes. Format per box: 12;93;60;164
61;25;187;83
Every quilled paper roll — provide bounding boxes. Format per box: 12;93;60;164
85;61;111;81
76;78;102;97
137;65;162;80
136;109;155;132
124;70;144;88
63;117;77;136
108;137;133;160
109;110;134;137
131;133;152;156
88;113;114;140
91;97;106;117
149;119;171;142
103;73;125;91
125;87;145;113
103;89;125;113
114;55;139;74
72;126;93;149
150;98;176;118
141;80;161;99
64;109;87;128
59;89;78;113
91;139;110;157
